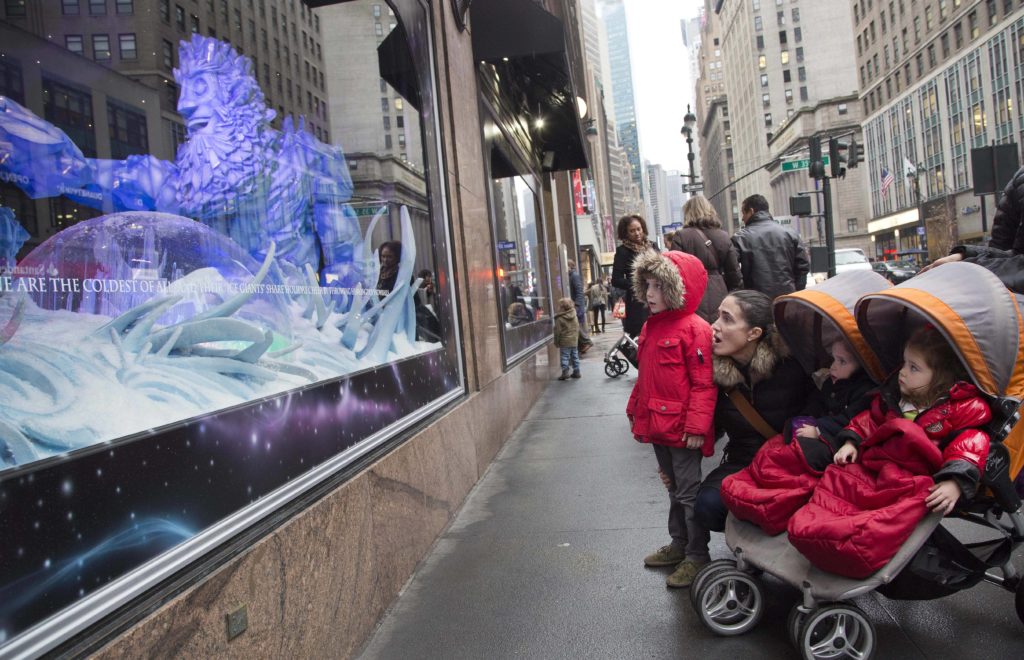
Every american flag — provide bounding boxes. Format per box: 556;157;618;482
880;167;895;196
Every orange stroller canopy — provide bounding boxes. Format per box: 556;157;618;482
773;270;892;384
855;262;1024;478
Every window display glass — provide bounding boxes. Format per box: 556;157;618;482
0;0;460;651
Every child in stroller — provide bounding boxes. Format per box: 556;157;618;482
690;265;1024;660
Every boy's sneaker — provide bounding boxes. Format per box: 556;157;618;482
666;558;708;588
643;544;685;567
558;368;571;381
571;369;581;379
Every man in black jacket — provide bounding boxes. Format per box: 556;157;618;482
923;165;1024;292
731;194;810;299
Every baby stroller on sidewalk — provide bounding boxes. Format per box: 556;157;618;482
690;266;1024;659
603;332;638;378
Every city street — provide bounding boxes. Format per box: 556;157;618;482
359;325;1024;660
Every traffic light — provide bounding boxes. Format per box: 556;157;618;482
848;137;864;168
808;137;825;180
829;137;848;179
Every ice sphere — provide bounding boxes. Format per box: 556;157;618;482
16;211;292;339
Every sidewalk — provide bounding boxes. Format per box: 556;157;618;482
357;321;1024;659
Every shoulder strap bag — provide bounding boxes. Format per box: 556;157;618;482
727;387;779;440
691;227;722;274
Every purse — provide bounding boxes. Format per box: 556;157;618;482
612;299;627;319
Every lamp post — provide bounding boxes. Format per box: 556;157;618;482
680;104;698;183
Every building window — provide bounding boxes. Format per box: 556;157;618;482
777;11;785;26
987;0;997;26
779;30;788;45
798;66;806;82
794;27;802;42
190;14;199;32
762;93;771;106
62;0;80;15
968;11;978;39
66;35;84;55
373;3;381;17
107;101;149;159
115;0;132;15
760;73;769;86
88;0;106;16
162;39;174;69
755;16;763;31
756;35;765;49
800;86;808;101
92;34;111;61
764;113;772;126
781;50;790;64
118;33;137;60
785;89;793;103
847;218;858;233
783;69;792;83
175;4;185;31
792;8;800;22
795;47;804;62
42;77;96;157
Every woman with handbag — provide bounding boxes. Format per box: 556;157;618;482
670;196;742;324
693;290;817;533
611;215;658;338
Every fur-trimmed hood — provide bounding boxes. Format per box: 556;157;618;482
630;250;707;315
713;328;791;389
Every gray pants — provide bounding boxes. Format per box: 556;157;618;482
653;444;710;562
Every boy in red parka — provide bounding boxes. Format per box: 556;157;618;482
627;250;717;588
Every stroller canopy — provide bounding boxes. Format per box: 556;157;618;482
855;261;1024;400
773;270;892;383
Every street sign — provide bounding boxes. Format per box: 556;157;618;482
781;155;830;172
497;240;517;250
353;204;388;217
682;183;704;193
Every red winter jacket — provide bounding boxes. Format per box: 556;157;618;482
626;251;716;453
837;381;992;498
787;418;945;578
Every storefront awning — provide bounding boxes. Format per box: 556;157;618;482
470;0;589;173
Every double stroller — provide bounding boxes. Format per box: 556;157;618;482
690;266;1024;659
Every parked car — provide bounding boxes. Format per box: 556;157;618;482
834;248;873;274
872;259;919;283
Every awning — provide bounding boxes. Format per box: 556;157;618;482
470;0;589;173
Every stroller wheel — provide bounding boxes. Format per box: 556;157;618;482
798;604;876;660
693;569;764;636
689;559;738;610
615;357;629;375
787;603;809;649
604;361;621;378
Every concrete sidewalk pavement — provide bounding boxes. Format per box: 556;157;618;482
357;323;1024;659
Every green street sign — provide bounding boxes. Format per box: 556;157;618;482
782;155;830;172
353;205;388;217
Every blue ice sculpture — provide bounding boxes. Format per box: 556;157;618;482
0;207;28;272
0;34;362;286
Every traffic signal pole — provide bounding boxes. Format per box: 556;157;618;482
821;175;836;278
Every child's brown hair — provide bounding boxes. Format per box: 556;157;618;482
903;325;968;408
557;297;575;313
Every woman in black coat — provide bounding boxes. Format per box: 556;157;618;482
694;290;817;532
610;215;657;337
670;195;743;324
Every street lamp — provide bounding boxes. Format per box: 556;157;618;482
680;104;698;183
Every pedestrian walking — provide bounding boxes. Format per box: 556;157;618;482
554;297;581;380
731;194;809;300
568;260;593;354
670;195;743;323
587;279;609;333
611;215;658;338
626;250;716;588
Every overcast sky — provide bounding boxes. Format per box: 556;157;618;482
622;0;703;172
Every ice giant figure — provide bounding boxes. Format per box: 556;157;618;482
0;35;361;284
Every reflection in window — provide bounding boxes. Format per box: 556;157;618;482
493;175;549;334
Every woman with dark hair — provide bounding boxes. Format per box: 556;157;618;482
693;290;817;533
670;196;742;324
376;240;402;298
611;214;658;337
